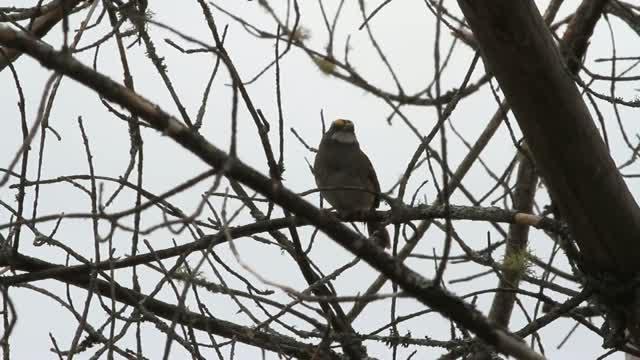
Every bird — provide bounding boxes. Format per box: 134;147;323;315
313;119;390;249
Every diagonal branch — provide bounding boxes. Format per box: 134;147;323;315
2;251;340;360
457;0;640;273
0;204;563;286
0;0;85;71
0;25;544;360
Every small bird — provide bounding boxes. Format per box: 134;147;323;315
313;119;390;248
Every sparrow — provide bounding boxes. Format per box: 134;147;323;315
313;119;390;248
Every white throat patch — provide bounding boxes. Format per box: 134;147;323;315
330;131;357;144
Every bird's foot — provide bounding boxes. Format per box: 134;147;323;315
336;209;370;222
318;208;339;220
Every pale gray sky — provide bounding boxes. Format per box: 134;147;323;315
1;0;638;358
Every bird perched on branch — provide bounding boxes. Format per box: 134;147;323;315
313;119;390;249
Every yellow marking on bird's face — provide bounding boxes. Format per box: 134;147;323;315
333;119;353;129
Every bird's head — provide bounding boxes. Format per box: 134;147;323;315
326;119;357;144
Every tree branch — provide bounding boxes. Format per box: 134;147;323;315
0;25;544;360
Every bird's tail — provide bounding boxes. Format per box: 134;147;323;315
366;221;390;249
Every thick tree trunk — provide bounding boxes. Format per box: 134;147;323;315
457;0;640;274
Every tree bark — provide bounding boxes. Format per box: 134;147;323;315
457;0;640;274
488;151;538;327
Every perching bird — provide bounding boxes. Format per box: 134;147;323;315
313;119;390;248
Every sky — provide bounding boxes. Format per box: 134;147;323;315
1;0;639;359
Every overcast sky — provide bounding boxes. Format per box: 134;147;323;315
1;0;639;358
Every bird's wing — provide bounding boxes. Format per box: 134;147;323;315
359;150;381;209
